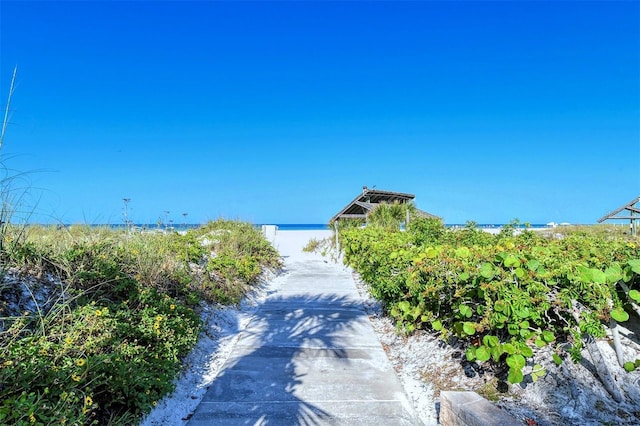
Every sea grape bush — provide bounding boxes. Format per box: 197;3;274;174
341;219;640;384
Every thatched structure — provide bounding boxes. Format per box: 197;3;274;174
330;186;437;223
597;196;640;236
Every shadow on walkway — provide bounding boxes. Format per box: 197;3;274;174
189;293;374;425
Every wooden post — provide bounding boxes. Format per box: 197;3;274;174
406;206;410;228
334;220;340;262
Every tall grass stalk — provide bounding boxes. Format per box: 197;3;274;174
0;66;17;150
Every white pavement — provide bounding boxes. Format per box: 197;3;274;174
188;230;422;425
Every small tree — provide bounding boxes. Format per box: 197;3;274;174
367;201;417;230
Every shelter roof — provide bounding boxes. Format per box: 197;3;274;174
597;196;640;222
330;186;437;222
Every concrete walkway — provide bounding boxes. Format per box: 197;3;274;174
188;231;421;425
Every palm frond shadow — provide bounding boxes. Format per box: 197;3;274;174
202;294;368;425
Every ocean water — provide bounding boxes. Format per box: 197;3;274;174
66;223;549;232
447;224;549;229
73;223;332;232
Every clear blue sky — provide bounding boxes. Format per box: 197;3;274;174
1;1;638;225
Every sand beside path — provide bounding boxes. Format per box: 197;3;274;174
268;229;333;259
187;230;421;425
141;230;423;425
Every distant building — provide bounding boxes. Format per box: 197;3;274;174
330;186;438;223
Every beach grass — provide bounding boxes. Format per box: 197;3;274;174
0;220;280;425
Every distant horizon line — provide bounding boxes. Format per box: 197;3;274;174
22;222;607;228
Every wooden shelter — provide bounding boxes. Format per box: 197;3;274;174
597;196;640;236
330;186;437;223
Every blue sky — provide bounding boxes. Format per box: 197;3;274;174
0;1;638;225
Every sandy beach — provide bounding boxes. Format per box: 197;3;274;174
269;229;333;258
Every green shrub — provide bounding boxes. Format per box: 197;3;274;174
0;290;200;425
0;219;279;424
342;223;640;383
302;238;321;253
407;217;445;246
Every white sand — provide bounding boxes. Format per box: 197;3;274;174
270;229;333;258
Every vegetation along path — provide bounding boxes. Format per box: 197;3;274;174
188;230;421;425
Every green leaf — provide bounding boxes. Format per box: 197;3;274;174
520;329;533;339
611;307;630;323
552;354;563;365
480;263;495;280
503;343;516;354
506;354;526;369
397;301;411;313
519;345;533;358
425;247;439;259
629;289;640;303
591;269;606;285
504;254;521;268
628;259;640;274
490;345;504;362
514;267;525;279
507;367;524;384
514;306;531;319
459;272;470;281
493;313;508;327
577;265;592;283
534;338;546;348
526;259;541;271
459;305;473;318
476;345;491;362
531;364;546;382
431;320;443;331
483;335;499;348
455;247;471;259
519;320;530;329
410;306;423;321
507;323;519;336
623;266;634;283
542;330;556;342
463;322;476;335
605;265;622;284
466;347;477;361
624;361;636;372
